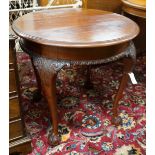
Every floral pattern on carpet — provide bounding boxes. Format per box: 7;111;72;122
17;52;146;155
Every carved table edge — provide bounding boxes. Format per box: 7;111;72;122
19;40;136;67
12;21;139;48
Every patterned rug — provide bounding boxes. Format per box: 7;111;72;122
17;52;146;155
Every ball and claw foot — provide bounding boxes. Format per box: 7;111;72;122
48;133;61;146
112;116;122;126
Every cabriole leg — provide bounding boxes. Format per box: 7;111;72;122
112;42;136;125
32;56;67;146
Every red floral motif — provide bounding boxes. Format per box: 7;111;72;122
16;52;146;155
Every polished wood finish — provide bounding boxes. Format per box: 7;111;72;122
9;119;24;140
39;0;48;6
123;0;146;9
122;0;146;18
12;8;139;146
87;0;122;13
9;34;32;154
21;39;130;60
9;36;18;96
9;97;20;120
82;0;87;8
112;57;135;125
122;0;146;53
9;69;17;93
122;5;145;18
12;8;139;48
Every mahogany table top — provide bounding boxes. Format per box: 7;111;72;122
12;8;139;48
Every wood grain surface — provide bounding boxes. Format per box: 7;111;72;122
12;8;139;48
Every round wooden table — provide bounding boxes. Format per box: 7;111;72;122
12;8;139;146
122;0;146;53
122;0;146;18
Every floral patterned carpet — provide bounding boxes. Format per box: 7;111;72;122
17;52;146;155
